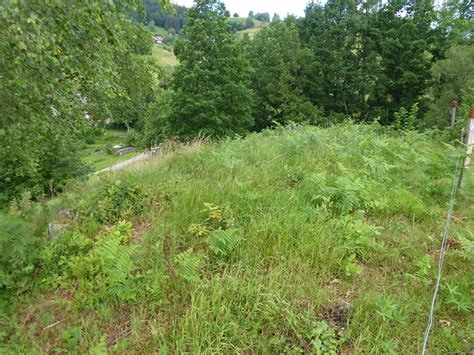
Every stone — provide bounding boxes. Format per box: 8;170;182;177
117;147;135;156
48;223;70;240
58;208;76;220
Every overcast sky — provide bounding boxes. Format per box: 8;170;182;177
172;0;312;17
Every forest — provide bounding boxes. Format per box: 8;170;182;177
0;0;473;353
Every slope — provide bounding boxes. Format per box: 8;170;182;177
1;124;473;353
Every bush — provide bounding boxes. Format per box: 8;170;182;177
140;90;173;147
82;125;104;145
39;221;138;308
125;128;140;147
228;21;246;32
0;214;40;300
81;175;147;224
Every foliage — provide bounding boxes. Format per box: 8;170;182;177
307;321;339;354
138;0;187;31
438;0;474;44
174;249;203;284
375;297;405;323
443;281;472;312
424;44;474;128
244;18;320;130
140;90;174;146
253;12;271;23
228;20;246;32
0;214;39;299
169;0;254;137
81;175;146;224
300;0;446;124
205;229;240;258
394;103;419;131
0;0;160;204
458;233;474;260
40;221;139;307
1;122;473;353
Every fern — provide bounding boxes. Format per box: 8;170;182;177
95;237;137;302
90;336;108;355
205;229;240;257
362;155;394;176
458;234;474;260
0;214;38;293
175;249;203;283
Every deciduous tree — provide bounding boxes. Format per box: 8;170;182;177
169;0;254;137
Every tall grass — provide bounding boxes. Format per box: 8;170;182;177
1;124;473;353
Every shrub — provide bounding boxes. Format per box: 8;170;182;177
81;175;146;224
125;128;140;147
41;221;137;308
0;214;40;299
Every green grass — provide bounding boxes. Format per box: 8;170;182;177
152;45;178;67
239;26;263;38
1;124;473;353
151;26;168;37
228;17;267;28
82;130;140;171
229;17;267;38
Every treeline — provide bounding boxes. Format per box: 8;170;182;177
248;11;271;23
1;0;473;204
143;0;473;139
137;0;187;31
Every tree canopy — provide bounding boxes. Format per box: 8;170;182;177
0;0;162;203
168;0;254;137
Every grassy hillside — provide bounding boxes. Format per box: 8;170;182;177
151;25;169;37
1;124;473;353
152;45;178;67
228;17;267;38
228;17;267;27
239;26;263;37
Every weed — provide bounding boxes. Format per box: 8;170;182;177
443;282;472;313
344;254;363;277
174;249;203;284
205;229;240;258
81;175;146;224
306;321;339;354
0;214;39;298
375;297;406;323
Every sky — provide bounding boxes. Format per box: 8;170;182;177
172;0;311;18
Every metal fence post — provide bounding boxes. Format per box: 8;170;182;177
451;99;458;127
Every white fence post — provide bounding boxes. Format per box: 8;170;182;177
465;107;474;168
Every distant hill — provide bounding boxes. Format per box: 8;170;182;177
137;0;187;31
227;17;268;37
227;17;267;27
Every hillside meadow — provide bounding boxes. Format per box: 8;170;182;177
152;45;179;67
1;124;473;353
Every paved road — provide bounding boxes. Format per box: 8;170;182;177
94;152;152;175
